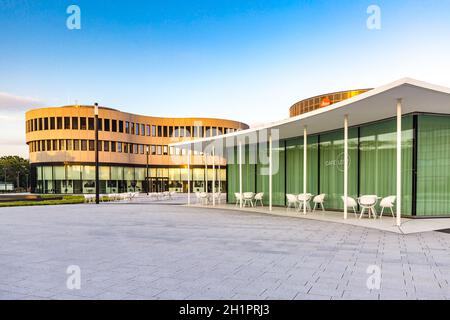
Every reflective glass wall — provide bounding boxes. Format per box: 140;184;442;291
227;115;430;216
359;117;413;214
33;165;226;194
416;115;450;216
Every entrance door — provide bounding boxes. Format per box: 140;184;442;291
150;178;169;192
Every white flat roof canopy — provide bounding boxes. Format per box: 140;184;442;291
170;78;450;149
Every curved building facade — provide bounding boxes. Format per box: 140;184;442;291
25;105;248;194
289;89;372;117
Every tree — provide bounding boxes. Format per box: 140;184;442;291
0;156;30;190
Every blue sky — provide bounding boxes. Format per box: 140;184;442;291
1;0;450;156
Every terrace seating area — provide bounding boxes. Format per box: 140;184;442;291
195;191;226;206
285;193;397;220
83;191;179;203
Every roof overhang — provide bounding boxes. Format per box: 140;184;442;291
170;78;450;150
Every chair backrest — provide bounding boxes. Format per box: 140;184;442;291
313;194;325;203
200;192;207;198
380;196;396;207
298;193;311;201
255;192;264;200
234;192;242;200
342;196;357;207
359;195;377;206
243;192;255;199
286;194;297;202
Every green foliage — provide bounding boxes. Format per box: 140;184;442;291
0;156;30;190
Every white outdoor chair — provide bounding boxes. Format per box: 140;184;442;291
341;196;358;217
312;194;326;212
243;192;255;207
195;192;201;204
286;194;298;211
199;192;209;205
297;193;312;213
84;194;94;203
235;193;243;206
379;196;396;218
358;195;378;219
212;192;221;204
254;192;264;207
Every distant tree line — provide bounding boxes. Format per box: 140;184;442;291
0;156;30;191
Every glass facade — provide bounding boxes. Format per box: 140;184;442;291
416;115;450;216
359;117;413;214
227;114;450;216
319;129;359;210
33;165;226;194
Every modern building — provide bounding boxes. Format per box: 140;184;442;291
25;105;248;194
171;78;450;222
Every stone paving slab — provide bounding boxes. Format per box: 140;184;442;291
0;203;449;300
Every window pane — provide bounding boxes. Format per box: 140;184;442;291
64;117;70;129
416;115;448;216
319;130;358;210
80;117;87;130
104;119;110;131
57;117;62;129
82;166;95;180
72;117;78;129
88;118;95;130
81;140;87;151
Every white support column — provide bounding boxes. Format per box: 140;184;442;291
269;134;273;211
239;141;243;208
218;163;221;204
204;152;208;195
344;114;349;220
212;146;216;206
303;126;307;215
187;147;191;206
396;99;402;227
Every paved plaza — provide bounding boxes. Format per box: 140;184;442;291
0;202;450;300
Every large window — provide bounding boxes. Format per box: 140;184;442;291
257;142;285;206
286;136;319;197
227;145;256;203
319;129;358;210
359;116;413;215
416;115;450;216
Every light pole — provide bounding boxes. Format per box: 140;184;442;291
94;103;100;204
146;145;150;195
